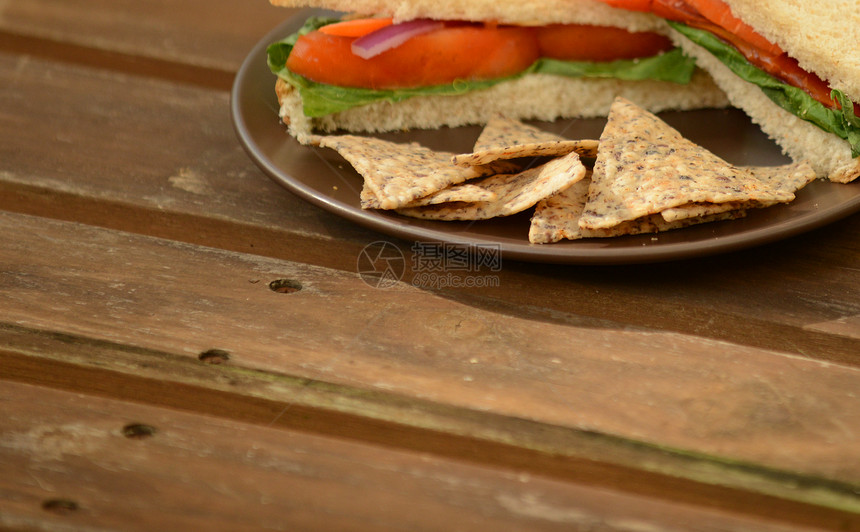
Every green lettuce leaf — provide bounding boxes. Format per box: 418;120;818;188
669;21;860;157
267;17;698;118
535;48;695;83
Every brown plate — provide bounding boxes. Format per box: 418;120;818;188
231;11;860;265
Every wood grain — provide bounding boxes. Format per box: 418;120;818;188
1;211;858;527
0;0;294;83
4;331;859;531
2;380;829;532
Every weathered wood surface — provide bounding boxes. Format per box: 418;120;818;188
2;380;828;532
0;0;293;88
2;211;859;529
1;0;859;529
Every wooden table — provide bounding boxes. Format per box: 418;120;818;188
1;1;859;530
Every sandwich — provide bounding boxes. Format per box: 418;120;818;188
266;0;729;144
266;0;860;183
599;0;860;183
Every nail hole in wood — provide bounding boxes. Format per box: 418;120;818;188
122;423;157;439
42;499;79;515
198;348;230;364
269;279;302;293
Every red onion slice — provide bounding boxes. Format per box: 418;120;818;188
351;19;444;59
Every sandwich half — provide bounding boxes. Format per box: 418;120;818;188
600;0;860;183
266;0;729;144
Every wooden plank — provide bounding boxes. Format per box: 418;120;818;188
0;50;378;245
1;380;825;532
0;52;858;366
3;331;859;531
0;0;293;75
1;211;859;526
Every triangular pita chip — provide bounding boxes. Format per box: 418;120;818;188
363;181;498;209
474;116;570;151
578;98;794;230
318;135;483;210
659;201;744;223
398;151;587;221
529;176;746;244
452;116;598;168
402;183;498;207
659;160;816;222
360;183;381;209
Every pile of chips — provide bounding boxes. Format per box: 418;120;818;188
312;97;815;244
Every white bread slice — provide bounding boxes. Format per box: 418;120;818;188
669;28;860;183
719;0;860;102
269;0;663;31
276;72;729;145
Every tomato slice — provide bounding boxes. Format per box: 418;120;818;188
287;24;539;90
680;0;782;56
598;0;652;11
536;24;673;62
318;17;393;37
599;0;780;56
695;19;856;112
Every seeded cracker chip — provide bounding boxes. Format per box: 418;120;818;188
363;182;499;209
360;184;381;209
474;117;564;152
658;201;744;223
452;116;599;168
404;183;499;207
318;135;485;210
660;161;816;222
578;98;795;230
529;176;746;244
397;150;587;221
